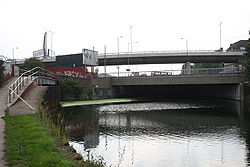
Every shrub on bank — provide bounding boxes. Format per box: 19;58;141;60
58;77;92;101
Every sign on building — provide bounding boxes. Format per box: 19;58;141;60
82;49;98;66
33;49;45;58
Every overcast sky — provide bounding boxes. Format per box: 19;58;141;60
0;0;250;60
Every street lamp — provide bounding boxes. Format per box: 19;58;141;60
219;22;222;50
12;47;18;62
127;41;138;71
48;31;54;56
117;36;123;77
127;25;134;73
181;38;190;74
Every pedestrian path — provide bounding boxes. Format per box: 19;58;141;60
0;77;17;167
9;85;47;115
0;77;47;167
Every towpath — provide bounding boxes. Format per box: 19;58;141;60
0;78;47;167
0;78;16;167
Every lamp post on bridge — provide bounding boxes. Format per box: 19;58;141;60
117;36;123;77
127;41;138;74
181;38;191;74
12;47;18;64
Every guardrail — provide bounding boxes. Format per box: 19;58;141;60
98;50;246;58
7;67;57;109
98;67;244;78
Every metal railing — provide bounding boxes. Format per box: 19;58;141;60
7;67;57;109
98;50;246;58
98;67;244;78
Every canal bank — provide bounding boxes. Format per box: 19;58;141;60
4;84;108;167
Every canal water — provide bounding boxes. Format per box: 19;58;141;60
62;100;250;167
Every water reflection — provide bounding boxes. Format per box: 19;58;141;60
64;100;250;167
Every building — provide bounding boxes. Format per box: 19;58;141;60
227;40;248;51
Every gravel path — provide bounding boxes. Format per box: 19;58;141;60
0;78;17;167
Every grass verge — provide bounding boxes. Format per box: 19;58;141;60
4;114;76;167
61;98;138;107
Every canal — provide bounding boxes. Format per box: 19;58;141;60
62;99;250;167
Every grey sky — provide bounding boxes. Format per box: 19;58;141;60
0;0;250;59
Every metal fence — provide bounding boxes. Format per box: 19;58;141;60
99;67;244;78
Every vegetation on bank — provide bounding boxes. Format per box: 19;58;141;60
58;77;92;101
61;98;138;107
4;113;76;167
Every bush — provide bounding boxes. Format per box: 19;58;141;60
58;77;92;101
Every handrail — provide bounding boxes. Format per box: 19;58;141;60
7;67;58;110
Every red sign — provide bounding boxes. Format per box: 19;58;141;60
33;49;44;58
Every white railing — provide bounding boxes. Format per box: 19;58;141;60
7;67;57;109
98;67;244;78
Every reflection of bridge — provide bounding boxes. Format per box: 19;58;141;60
98;50;245;66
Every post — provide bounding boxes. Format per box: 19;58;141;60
117;37;119;77
185;39;191;74
117;36;122;77
219;22;222;50
104;45;107;77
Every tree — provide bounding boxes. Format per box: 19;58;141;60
58;77;92;101
244;38;250;80
20;57;44;71
0;60;4;87
192;63;222;69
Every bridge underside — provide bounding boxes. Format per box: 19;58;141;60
113;84;242;100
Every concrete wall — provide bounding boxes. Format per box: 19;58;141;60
112;74;244;86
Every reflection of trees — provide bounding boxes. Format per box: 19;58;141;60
63;106;99;149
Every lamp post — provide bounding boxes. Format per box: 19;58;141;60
12;47;18;63
117;36;123;77
181;38;190;74
48;31;54;56
127;25;133;73
219;22;222;50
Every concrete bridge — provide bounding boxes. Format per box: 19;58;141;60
98;50;245;65
91;70;245;101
